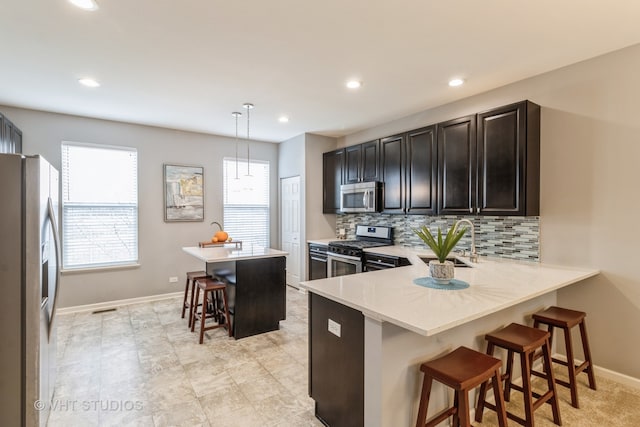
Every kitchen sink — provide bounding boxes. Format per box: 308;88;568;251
418;256;473;267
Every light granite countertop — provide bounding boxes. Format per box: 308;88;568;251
299;246;599;337
183;245;288;263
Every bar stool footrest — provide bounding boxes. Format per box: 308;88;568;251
551;356;570;366
425;406;457;427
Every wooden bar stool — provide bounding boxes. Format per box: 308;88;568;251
532;306;597;408
476;323;561;427
182;271;210;328
415;346;508;427
190;278;232;343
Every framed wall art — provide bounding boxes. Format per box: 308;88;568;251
163;164;204;222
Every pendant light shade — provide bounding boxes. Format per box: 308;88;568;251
243;103;254;177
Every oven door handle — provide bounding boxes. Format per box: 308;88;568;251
311;256;327;262
328;253;362;262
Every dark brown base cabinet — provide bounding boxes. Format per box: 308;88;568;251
210;256;286;340
0;112;23;154
309;293;364;427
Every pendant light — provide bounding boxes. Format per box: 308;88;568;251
231;111;242;179
243;103;254;177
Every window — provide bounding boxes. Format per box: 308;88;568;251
223;158;270;247
61;142;138;269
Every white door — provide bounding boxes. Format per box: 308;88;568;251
281;176;301;288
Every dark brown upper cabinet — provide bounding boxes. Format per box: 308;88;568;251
437;115;477;215
0;113;22;154
406;125;437;215
321;100;540;217
437;101;540;216
345;140;379;183
477;100;540;216
379;126;437;215
322;148;345;213
380;134;405;213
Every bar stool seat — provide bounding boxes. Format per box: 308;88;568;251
182;271;210;328
415;346;508;427
476;323;561;427
532;306;597;408
190;278;232;343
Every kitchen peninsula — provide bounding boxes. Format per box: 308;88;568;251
183;245;288;339
299;247;599;427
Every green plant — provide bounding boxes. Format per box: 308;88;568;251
413;224;467;263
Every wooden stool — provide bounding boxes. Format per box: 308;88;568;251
415;346;508;427
532;306;597;408
182;271;210;328
190;278;232;343
476;323;561;427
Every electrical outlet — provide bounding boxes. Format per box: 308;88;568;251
328;318;341;337
169;276;178;283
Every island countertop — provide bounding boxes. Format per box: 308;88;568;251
182;245;288;263
299;249;599;337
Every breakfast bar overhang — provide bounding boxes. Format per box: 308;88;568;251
300;247;599;427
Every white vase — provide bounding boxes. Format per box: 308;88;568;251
429;260;454;285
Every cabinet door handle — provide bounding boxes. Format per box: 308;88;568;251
469;207;473;213
477;207;480;214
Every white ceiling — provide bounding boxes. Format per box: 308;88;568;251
1;1;640;143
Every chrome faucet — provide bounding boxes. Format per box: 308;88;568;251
455;219;478;263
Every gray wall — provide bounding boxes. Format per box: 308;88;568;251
304;133;337;241
1;106;279;308
278;133;306;283
339;43;640;379
278;132;336;281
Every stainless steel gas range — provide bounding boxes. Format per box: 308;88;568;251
327;225;393;278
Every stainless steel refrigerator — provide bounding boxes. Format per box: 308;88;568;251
0;153;60;427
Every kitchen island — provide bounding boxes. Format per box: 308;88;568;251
183;245;288;339
299;247;599;427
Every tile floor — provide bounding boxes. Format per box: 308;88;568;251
50;286;640;427
49;286;322;427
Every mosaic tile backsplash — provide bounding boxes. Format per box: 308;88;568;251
336;214;540;261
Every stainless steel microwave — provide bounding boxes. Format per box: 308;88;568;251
340;182;381;213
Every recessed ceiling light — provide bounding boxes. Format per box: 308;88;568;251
68;0;99;11
448;78;464;87
278;116;289;123
78;78;100;88
346;80;362;89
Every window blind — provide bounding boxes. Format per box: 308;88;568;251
61;142;138;269
223;158;270;247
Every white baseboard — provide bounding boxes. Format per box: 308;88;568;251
553;353;640;390
56;291;183;315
